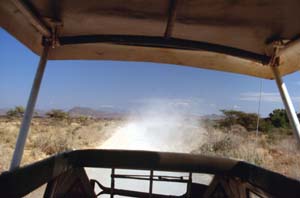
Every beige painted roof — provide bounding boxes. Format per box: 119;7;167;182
1;0;300;79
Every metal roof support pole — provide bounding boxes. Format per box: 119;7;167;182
10;44;50;170
272;66;300;145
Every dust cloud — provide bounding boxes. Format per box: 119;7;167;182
100;101;207;153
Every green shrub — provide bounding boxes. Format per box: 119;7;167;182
218;110;258;131
217;109;294;134
46;109;69;120
6;106;25;117
258;118;273;133
269;109;290;128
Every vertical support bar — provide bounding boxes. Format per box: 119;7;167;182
187;172;192;198
149;170;154;197
272;66;300;145
110;168;115;198
10;45;50;170
255;79;263;136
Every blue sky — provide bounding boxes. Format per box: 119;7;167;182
1;28;300;116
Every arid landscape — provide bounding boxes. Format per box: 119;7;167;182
0;116;120;171
0;107;300;180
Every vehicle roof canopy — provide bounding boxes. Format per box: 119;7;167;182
1;0;300;79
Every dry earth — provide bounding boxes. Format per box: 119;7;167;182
0;117;299;180
0;117;120;171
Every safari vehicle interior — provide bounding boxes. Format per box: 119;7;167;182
1;0;300;197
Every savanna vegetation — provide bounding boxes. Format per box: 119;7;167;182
192;108;300;178
0;107;121;171
1;106;300;179
217;109;292;133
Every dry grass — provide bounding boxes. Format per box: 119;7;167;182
0;117;120;172
192;124;300;179
0;117;299;180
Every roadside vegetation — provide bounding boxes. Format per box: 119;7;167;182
0;107;299;179
192;109;300;178
0;107;121;171
45;109;69;120
6;106;25;117
217;109;292;133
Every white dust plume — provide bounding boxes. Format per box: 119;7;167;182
100;100;207;153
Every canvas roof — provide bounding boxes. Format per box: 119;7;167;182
1;0;300;79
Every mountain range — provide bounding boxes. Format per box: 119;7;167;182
0;106;223;120
68;106;126;119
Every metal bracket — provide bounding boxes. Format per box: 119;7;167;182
43;17;63;48
50;21;63;48
40;18;62;48
269;40;286;67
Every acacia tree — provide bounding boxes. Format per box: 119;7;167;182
6;106;25;117
46;109;69;119
218;109;292;133
219;110;258;131
269;109;290;128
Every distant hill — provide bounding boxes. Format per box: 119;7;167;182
0;108;8;116
68;107;126;119
1;106;224;120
